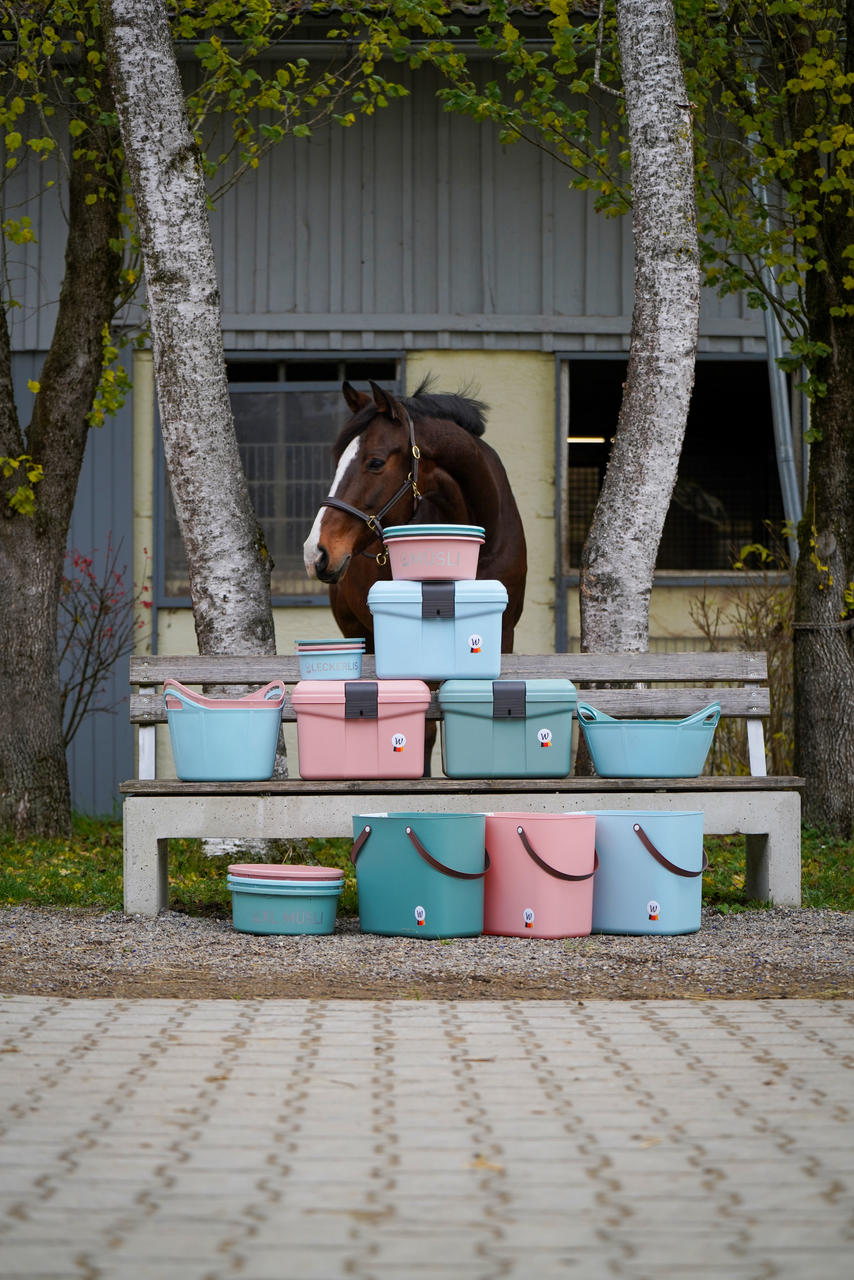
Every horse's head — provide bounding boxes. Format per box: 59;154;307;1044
303;381;421;584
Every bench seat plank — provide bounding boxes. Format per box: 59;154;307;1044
121;775;803;796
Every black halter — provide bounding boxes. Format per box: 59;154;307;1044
320;409;422;564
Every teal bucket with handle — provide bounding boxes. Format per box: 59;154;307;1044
590;810;707;935
351;812;488;938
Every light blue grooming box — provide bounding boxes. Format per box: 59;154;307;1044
367;579;507;680
590;810;706;936
577;702;720;777
227;878;341;935
438;679;576;778
351;812;487;938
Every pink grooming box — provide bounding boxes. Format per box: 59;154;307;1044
291;679;431;779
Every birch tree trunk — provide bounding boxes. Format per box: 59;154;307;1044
579;0;699;651
102;0;275;661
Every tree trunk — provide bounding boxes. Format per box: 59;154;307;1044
579;0;699;651
0;117;123;837
102;0;276;659
793;284;854;836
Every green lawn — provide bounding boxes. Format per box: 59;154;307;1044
0;817;851;918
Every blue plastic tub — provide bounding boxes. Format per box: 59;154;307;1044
367;580;507;680
164;680;285;781
351;812;487;938
577;703;720;777
228;879;341;935
297;649;363;680
590;810;706;935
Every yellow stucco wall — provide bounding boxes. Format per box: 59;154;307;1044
406;351;555;654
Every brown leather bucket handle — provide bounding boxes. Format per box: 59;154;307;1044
350;824;489;880
632;823;708;878
515;825;598;882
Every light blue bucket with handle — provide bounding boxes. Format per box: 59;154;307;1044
590;810;707;935
164;679;285;781
577;703;720;777
351;812;488;938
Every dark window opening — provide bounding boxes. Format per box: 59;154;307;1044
566;359;785;572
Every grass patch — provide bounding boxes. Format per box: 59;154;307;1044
0;818;851;918
702;829;854;912
0;817;357;918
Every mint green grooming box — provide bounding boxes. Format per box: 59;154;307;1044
351;812;488;938
438;678;576;778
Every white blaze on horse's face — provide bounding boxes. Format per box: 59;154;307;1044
303;436;361;577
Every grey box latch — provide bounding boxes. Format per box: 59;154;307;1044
345;681;378;719
421;581;456;619
492;681;527;718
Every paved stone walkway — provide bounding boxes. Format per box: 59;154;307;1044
1;997;852;1279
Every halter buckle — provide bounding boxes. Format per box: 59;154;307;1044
375;551;388;566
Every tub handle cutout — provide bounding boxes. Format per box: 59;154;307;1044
515;825;599;882
632;823;709;877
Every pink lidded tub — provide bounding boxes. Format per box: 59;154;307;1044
382;523;485;581
291;678;431;779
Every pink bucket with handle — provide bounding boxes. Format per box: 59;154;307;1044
483;812;597;938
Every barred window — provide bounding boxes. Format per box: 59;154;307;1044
160;356;401;600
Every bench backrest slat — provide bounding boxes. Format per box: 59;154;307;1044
130;684;770;725
129;650;768;687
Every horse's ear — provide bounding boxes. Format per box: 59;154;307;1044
369;381;407;426
342;381;370;415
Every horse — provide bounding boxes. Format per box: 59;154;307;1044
303;378;527;654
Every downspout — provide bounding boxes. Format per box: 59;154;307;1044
747;78;803;562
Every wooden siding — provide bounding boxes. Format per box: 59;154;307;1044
6;63;764;355
11;354;135;816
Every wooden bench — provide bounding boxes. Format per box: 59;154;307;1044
121;651;804;915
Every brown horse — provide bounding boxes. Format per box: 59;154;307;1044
303;379;527;652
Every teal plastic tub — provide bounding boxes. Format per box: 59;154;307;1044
577;703;720;777
438;679;576;778
228;880;341;935
351;812;488;938
164;679;285;781
590;810;706;935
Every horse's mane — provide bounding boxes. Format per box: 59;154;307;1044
402;377;487;438
336;376;488;455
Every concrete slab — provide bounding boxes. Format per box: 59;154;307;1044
0;997;852;1279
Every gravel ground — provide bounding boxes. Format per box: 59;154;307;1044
1;905;852;1000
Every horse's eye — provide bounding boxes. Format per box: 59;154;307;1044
366;457;385;472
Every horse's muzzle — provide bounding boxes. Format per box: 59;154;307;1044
311;547;351;584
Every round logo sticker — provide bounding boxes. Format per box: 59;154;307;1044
537;727;552;748
647;900;661;921
414;905;426;927
391;732;407;753
468;632;483;654
523;907;535;929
